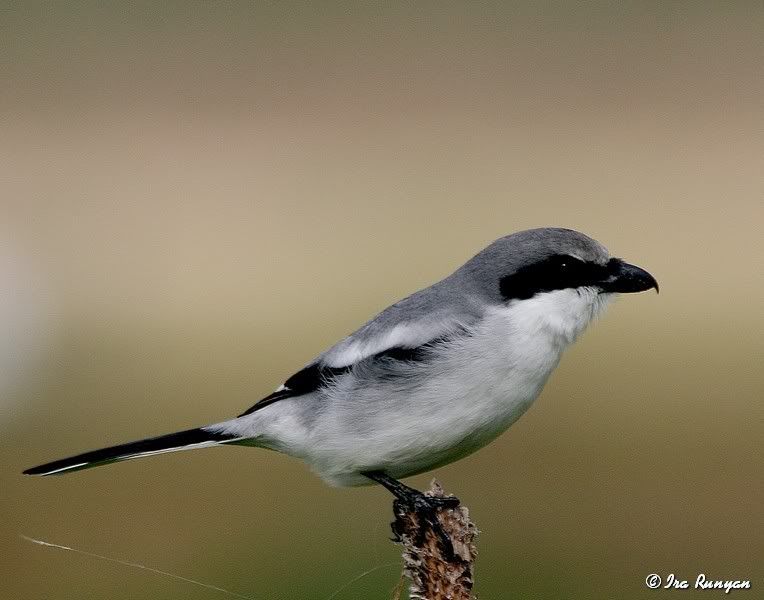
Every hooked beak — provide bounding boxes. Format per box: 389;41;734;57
600;258;659;294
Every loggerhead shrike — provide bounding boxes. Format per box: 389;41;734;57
25;228;657;520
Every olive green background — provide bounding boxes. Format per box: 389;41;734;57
2;2;762;599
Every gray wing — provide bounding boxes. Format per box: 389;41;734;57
239;279;484;416
318;279;484;368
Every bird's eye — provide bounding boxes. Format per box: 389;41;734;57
560;262;567;268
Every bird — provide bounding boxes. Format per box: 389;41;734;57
24;227;657;521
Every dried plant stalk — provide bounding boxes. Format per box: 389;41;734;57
391;480;478;600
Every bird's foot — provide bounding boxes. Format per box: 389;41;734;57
362;470;461;559
392;491;461;559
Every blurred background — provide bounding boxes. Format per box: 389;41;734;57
2;2;763;599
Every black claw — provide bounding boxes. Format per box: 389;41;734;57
427;495;460;509
418;504;457;560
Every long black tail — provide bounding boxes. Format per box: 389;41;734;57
23;427;242;476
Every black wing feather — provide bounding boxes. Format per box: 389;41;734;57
237;343;439;417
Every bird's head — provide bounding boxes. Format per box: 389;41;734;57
461;227;657;300
457;227;658;342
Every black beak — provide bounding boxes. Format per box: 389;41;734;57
600;258;659;294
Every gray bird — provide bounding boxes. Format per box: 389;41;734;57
25;227;657;517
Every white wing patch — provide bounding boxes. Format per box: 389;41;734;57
321;317;464;369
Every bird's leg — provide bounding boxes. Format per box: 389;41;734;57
362;470;460;558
